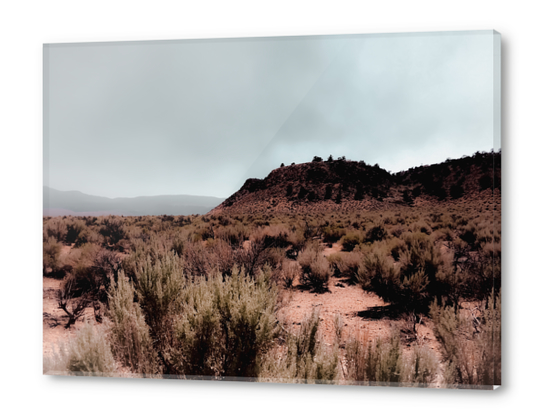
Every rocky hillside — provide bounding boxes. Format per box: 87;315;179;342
210;151;501;215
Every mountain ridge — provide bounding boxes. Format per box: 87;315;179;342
43;187;224;216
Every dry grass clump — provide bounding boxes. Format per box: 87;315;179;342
344;330;438;386
44;321;116;377
429;291;501;387
400;345;439;386
259;309;339;384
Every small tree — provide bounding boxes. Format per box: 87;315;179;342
312;156;323;163
335;190;342;204
57;276;91;329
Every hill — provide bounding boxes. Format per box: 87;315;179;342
43;187;224;216
210;151;501;214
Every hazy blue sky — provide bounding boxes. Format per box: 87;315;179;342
44;31;500;199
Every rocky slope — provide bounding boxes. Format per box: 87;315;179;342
210;151;501;215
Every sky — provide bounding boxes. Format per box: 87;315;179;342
44;31;500;199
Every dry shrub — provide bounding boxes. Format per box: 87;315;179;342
387;237;406;262
356;249;399;300
44;218;67;242
298;243;331;292
43;236;62;275
65;219;86;244
340;232;363;252
322;225;346;244
99;216;127;247
57;276;91;328
252;225;291;248
280;260;301;288
63;243;119;300
183;240;215;277
215;224;249;247
327;251;362;283
74;227;103;247
235;236;276;278
364;223;387;243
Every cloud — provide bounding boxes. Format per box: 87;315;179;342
44;31;498;198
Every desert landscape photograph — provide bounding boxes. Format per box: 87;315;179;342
43;30;501;389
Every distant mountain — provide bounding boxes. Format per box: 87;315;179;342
43;187;224;217
210;151;501;215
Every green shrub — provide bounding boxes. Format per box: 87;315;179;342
173;268;278;378
135;251;185;342
107;271;158;374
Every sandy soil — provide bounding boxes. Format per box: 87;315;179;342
43;245;93;357
42;276;95;357
278;242;444;386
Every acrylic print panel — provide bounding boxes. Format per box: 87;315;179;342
43;30;501;389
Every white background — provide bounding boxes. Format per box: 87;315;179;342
0;1;539;418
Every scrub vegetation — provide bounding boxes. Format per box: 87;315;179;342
43;151;500;388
